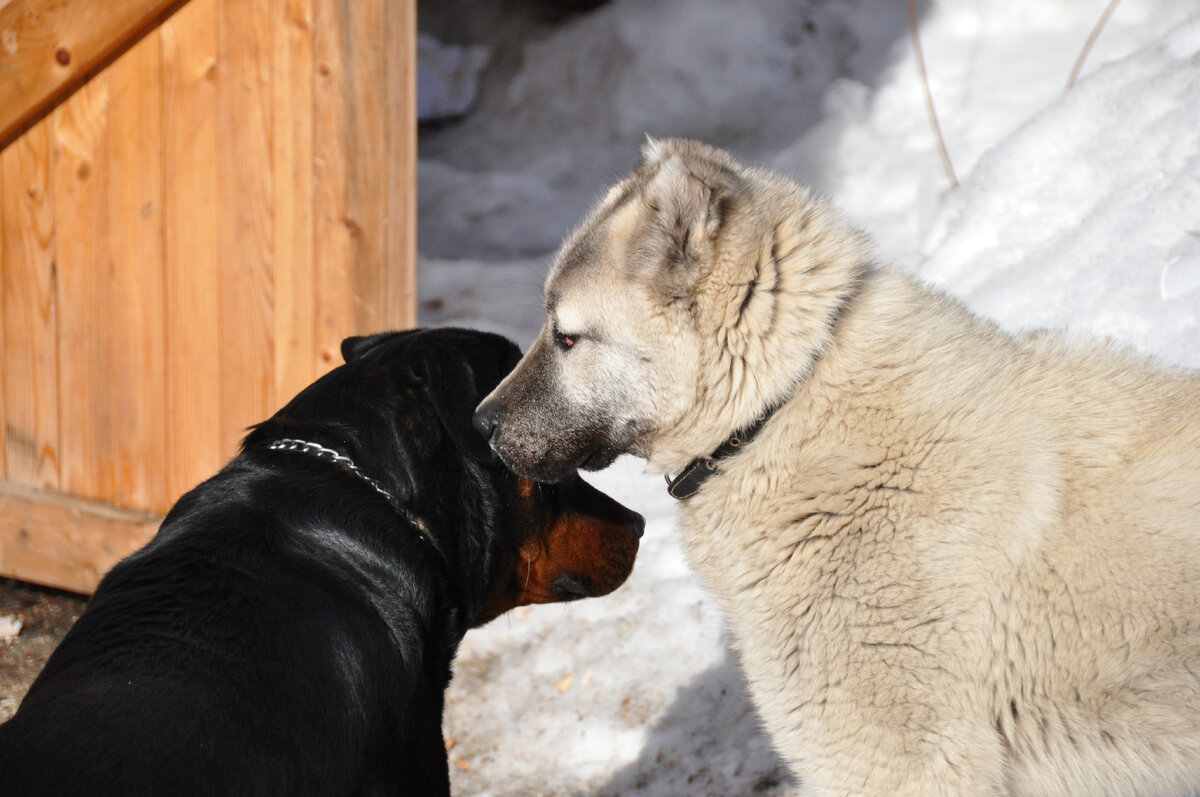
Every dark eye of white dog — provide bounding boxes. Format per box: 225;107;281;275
554;330;578;351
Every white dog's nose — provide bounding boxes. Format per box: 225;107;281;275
472;399;499;442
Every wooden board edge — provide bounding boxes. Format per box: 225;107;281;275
0;0;193;151
0;480;162;594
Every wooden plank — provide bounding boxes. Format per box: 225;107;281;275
54;34;167;512
386;0;416;329
161;0;221;500
101;34;167;512
0;119;59;490
51;70;112;508
313;0;415;362
345;0;387;335
0;0;191;151
312;0;354;371
0;480;160;594
272;0;316;402
217;0;275;453
0;143;6;480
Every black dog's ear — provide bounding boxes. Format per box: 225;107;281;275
409;335;519;465
421;357;499;464
341;330;421;363
341;334;387;363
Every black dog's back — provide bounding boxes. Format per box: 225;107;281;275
0;461;450;796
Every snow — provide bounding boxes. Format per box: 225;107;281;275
0;615;21;644
417;1;1200;794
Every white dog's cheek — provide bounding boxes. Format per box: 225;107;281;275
649;344;699;409
560;354;602;409
556;347;621;406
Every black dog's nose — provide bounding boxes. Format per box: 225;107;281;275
632;512;646;539
472;400;498;440
550;573;594;599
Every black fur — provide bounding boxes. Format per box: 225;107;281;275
0;328;613;796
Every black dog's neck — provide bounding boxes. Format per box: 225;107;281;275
252;431;485;638
264;435;438;538
267;438;396;502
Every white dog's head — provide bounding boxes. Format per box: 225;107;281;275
474;139;868;482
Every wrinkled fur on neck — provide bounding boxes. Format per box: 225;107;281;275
637;139;872;473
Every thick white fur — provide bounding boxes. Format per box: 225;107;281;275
545;140;1200;795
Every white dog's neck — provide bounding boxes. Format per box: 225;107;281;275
646;209;872;475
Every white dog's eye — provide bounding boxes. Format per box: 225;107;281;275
554;330;578;351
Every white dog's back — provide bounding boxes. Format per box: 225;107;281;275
681;269;1200;795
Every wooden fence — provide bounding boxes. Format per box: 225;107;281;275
0;0;417;593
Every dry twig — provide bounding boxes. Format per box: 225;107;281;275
907;0;957;189
1067;0;1123;89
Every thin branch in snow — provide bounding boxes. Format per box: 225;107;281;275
1067;0;1123;89
907;0;958;189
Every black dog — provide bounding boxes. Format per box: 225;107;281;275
0;328;642;796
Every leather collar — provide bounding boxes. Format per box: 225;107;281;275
664;409;776;500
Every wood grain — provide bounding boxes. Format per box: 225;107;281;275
105;32;167;511
0;480;160;594
0;146;5;480
51;69;112;507
272;0;316;402
161;0;220;500
0;0;417;594
312;0;353;372
346;0;388;335
217;0;275;453
0;0;191;150
386;0;417;329
53;35;168;511
0;119;59;490
313;0;416;366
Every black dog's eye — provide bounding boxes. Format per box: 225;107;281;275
554;330;578;351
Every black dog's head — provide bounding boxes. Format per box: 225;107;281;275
246;328;642;627
471;469;644;627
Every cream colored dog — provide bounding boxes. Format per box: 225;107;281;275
473;138;1200;796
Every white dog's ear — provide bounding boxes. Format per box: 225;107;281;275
643;156;718;261
641;134;663;162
